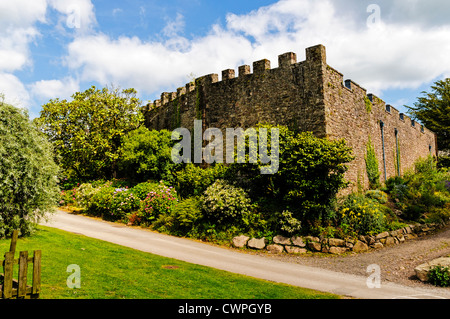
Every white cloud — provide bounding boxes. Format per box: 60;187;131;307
0;0;48;108
0;0;47;73
0;0;47;29
65;29;253;96
0;73;31;108
64;0;450;101
29;77;80;101
3;0;448;112
0;0;97;111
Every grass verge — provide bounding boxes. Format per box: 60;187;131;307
0;226;339;299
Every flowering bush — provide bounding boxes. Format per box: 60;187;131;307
74;183;100;208
200;179;253;226
108;187;140;221
88;183;116;217
338;194;387;236
59;189;77;207
365;190;388;204
131;181;160;200
138;183;178;225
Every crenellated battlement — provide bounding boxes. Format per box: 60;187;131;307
145;45;323;114
143;44;437;192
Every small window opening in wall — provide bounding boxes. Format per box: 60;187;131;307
385;104;391;113
399;113;404;121
421;125;425;133
344;80;352;89
411;119;415;127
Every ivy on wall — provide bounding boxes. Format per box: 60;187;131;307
364;96;372;113
171;97;181;129
365;137;381;189
195;80;202;120
394;143;401;176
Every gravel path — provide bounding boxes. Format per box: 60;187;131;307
257;224;450;291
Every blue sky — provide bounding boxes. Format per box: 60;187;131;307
1;0;450;119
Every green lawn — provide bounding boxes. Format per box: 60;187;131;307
0;226;339;299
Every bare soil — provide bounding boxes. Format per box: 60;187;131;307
257;223;450;290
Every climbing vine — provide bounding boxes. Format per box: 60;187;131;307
364;96;372;113
394;143;401;176
365;137;380;189
195;80;202;120
171;97;181;129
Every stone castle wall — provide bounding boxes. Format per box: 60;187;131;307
142;44;437;191
143;46;327;137
323;58;437;191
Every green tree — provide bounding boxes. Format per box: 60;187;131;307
118;127;179;183
0;99;60;238
34;86;143;181
406;78;450;151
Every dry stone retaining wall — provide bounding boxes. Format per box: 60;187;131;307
232;222;446;255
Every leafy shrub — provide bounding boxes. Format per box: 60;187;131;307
338;194;387;236
59;189;77;207
174;163;227;199
402;204;425;221
59;176;80;191
385;176;409;201
420;190;450;208
0;101;60;238
426;205;450;224
138;183;178;225
200;179;253;226
154;197;204;235
278;210;302;235
427;265;450;287
74;183;99;208
414;155;436;175
227;124;354;226
365;190;388;204
171;197;203;230
131;181;160;200
88;183;116;217
437;155;450;169
385;157;450;223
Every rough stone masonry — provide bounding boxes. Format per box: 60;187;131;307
142;44;437;192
